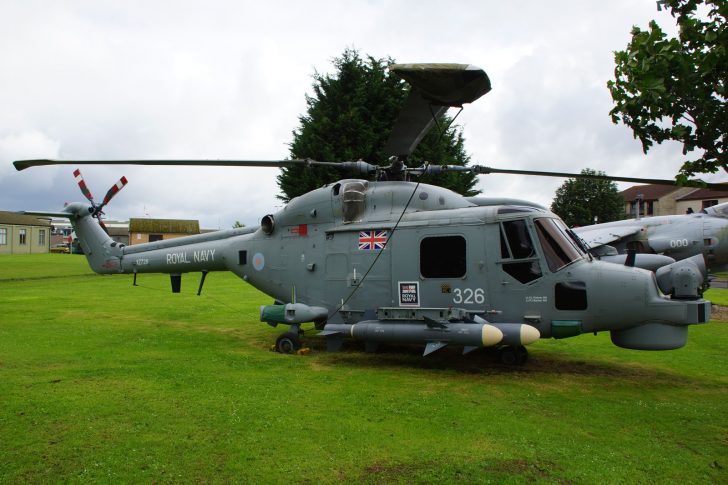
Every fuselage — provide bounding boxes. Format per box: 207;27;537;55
66;179;709;349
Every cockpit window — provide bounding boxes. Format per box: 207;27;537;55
502;220;536;259
500;220;542;284
534;218;584;272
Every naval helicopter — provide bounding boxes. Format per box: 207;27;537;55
14;63;716;364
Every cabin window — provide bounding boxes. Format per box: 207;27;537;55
420;235;466;278
499;220;542;284
238;250;247;265
534;218;584;272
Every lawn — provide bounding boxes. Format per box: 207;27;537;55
1;254;727;483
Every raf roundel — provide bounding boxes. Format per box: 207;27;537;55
252;252;265;271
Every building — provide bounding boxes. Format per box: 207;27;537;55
620;185;694;217
620;184;728;217
675;188;728;214
0;211;51;254
107;226;130;246
128;218;200;244
50;218;130;246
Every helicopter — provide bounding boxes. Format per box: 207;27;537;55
14;63;718;364
574;202;728;272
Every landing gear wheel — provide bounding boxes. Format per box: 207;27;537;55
276;332;302;354
516;345;528;365
499;346;528;365
499;346;517;365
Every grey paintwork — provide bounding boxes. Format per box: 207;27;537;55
58;178;710;353
15;58;719;357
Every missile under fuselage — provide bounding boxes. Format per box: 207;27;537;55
320;319;540;353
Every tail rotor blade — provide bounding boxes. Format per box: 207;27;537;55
101;176;128;206
97;218;109;235
73;168;95;203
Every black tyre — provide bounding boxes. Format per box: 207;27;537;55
499;346;518;365
516;346;529;365
276;332;302;354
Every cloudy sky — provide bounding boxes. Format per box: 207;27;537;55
0;0;722;229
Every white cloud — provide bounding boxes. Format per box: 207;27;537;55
0;0;722;227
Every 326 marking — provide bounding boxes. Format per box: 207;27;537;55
452;288;485;304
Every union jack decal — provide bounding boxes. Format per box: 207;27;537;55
358;230;388;250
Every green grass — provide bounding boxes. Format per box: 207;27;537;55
705;287;728;306
1;254;728;483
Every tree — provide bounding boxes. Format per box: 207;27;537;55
277;49;478;201
607;0;727;181
550;169;624;227
232;221;245;228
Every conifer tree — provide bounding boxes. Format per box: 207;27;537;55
278;49;478;201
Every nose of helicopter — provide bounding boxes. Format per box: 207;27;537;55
580;260;709;349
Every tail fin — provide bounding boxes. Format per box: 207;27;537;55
24;203;123;273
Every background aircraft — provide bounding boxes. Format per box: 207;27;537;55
575;202;728;272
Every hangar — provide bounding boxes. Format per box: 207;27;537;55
128;218;200;245
0;211;51;255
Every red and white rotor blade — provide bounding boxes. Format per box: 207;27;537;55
101;176;128;206
73;168;95;203
97;217;109;234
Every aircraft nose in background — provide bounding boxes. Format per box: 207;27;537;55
703;217;728;270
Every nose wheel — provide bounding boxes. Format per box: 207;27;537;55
275;331;302;354
499;345;528;365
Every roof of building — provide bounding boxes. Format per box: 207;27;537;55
0;211;52;227
619;184;680;202
128;218;200;234
107;226;129;237
675;186;728;201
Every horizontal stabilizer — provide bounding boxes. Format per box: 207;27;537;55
21;210;74;218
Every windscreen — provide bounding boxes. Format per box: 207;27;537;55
534;218;585;272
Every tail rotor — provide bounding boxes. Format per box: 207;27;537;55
72;169;128;233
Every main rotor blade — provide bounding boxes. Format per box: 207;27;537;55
101;176;129;206
73;168;95;203
384;90;448;158
390;63;492;107
471;166;728;191
15;159;307;171
384;63;492;158
13;159;379;173
409;164;728;190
